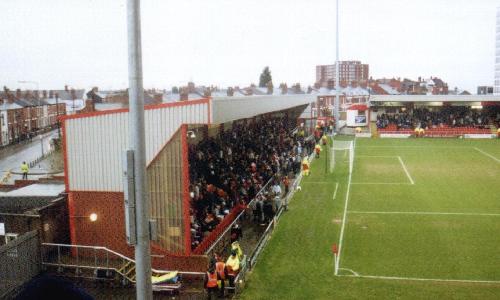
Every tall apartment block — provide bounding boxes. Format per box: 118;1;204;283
316;61;369;88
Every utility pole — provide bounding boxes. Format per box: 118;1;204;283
334;0;340;133
55;93;61;139
127;0;153;299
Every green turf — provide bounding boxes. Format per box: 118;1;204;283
239;137;500;300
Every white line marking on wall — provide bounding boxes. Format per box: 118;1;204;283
398;156;415;185
474;147;500;163
348;211;500;217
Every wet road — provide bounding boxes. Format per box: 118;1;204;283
0;130;60;182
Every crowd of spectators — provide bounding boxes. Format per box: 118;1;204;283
376;107;500;130
188;116;315;250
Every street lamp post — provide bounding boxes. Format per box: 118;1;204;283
55;93;61;139
127;0;153;299
39;135;44;157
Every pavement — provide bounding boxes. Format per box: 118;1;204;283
0;130;61;184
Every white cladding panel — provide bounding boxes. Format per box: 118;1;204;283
370;95;500;103
66;102;208;191
211;95;314;124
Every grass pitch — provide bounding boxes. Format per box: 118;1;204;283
239;138;500;300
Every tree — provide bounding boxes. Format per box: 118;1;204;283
259;66;273;88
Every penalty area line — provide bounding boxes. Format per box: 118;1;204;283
398;156;415;185
474;147;500;163
332;182;339;200
336;274;500;285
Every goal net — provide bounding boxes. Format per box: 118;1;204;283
330;140;354;174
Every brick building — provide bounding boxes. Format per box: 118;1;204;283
316;61;369;88
0;88;67;146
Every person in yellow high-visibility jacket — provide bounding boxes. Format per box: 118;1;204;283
231;241;243;261
419;128;425;138
321;135;328;145
497;127;500;138
21;161;29;180
225;249;240;294
302;156;310;176
414;127;420;138
314;144;321;158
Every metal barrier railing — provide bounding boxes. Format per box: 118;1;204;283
247;151;313;270
40;243;205;283
204;178;274;257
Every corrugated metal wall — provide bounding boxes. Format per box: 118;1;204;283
65;101;208;191
147;129;186;254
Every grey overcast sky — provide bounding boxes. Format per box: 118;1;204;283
0;0;497;92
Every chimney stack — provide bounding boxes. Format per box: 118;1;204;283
180;87;189;101
203;87;211;97
16;89;21;99
266;81;274;95
293;83;301;93
227;87;234;96
280;83;288;95
65;85;69;91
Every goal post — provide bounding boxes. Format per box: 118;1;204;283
330;140;354;174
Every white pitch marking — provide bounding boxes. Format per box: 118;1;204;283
474;147;500;163
338;268;359;276
356;146;472;149
398;156;415;185
351;182;412;185
337;274;500;285
336;138;355;275
348;211;500;217
302;181;331;184
356;155;398;158
332;182;339;200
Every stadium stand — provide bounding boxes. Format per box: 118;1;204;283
188;116;315;250
376;107;499;136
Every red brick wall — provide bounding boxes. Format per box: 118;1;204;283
68;191;208;272
68;191;135;257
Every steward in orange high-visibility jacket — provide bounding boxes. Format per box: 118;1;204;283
204;264;221;300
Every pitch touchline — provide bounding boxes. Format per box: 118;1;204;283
348;211;500;216
474;147;500;163
337;274;500;284
336;138;355;275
